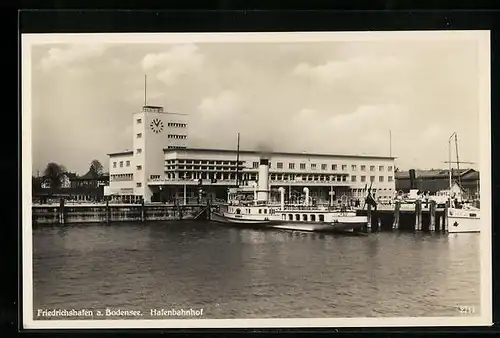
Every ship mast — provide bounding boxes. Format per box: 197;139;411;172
448;132;456;206
235;132;240;187
455;133;461;188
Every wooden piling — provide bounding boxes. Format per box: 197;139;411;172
393;201;400;230
444;204;449;232
367;204;372;231
429;200;436;232
415;200;422;231
59;198;65;225
106;200;111;223
141;199;145;222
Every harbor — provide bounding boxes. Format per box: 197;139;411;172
25;33;489;328
32;199;452;233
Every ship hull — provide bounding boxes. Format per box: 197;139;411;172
210;210;366;233
447;208;481;233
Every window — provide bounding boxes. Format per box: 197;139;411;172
361;176;366;182
388;176;393;182
136;148;142;154
289;163;295;170
311;163;317;170
136;118;142;124
321;164;327;170
361;165;366;171
136;182;142;187
379;176;384;182
332;164;337;170
137;133;142;138
277;162;283;169
388;166;393;171
351;165;357;171
126;160;130;167
137;165;142;170
379;165;384;171
113;162;116;168
300;163;306;170
252;162;259;169
370;165;375;171
351;175;357;182
342;165;347;171
370;176;375;182
119;161;123;168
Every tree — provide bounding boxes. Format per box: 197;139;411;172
43;163;67;189
89;159;103;178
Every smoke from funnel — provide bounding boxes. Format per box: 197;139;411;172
256;141;274;159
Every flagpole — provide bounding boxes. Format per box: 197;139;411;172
389;130;392;157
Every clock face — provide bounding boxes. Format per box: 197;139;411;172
150;118;164;133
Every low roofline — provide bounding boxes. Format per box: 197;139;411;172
163;147;397;160
108;151;133;157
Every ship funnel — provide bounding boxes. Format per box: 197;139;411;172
303;187;309;206
251;181;258;205
278;187;285;210
257;158;270;202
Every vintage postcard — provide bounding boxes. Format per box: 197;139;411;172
22;31;492;329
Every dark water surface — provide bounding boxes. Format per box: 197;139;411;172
33;221;481;319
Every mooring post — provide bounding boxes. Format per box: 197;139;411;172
393;201;400;230
367;204;372;231
59;198;65;225
429;200;436;232
415;200;422;231
444;203;449;232
141;199;145;222
105;199;110;223
206;200;211;220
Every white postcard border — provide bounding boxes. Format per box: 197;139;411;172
21;30;493;329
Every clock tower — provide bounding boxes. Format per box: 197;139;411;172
132;105;189;202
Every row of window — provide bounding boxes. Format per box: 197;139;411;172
164;171;393;183
113;160;131;168
254;162;393;172
168;134;187;139
167;122;187;128
166;166;241;170
110;174;134;181
166;159;242;165
167;146;187;149
352;175;394;182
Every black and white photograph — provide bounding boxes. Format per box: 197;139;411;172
22;31;492;329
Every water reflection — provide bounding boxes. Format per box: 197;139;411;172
33;222;481;319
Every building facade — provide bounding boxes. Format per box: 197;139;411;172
107;105;396;204
395;168;480;200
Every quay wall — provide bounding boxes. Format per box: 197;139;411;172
32;201;208;225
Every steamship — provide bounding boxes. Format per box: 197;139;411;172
210;158;369;233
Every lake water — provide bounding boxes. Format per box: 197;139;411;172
32;221;481;320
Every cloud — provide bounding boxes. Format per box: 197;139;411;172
197;90;244;119
39;44;106;71
141;44;204;85
293;55;407;85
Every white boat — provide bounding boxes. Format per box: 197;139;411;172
210;157;369;233
447;204;481;233
446;132;481;233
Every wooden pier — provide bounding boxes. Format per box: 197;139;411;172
32;199;209;225
357;200;448;232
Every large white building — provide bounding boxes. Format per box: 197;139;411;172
107;105;396;204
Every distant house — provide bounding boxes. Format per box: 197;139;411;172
395;168;479;200
33;171;110;203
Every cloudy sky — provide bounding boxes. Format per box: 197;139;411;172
29;34;483;175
